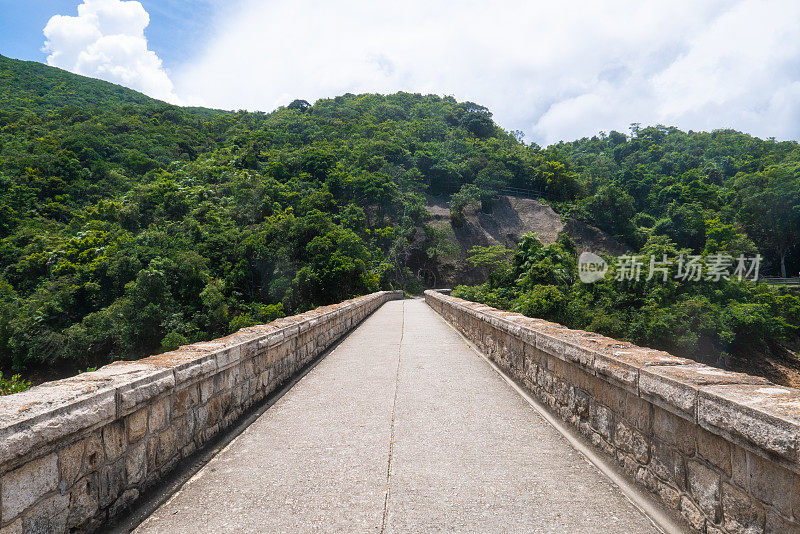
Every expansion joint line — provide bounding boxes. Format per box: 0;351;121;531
380;299;404;533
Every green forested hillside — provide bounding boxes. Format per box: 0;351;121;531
0;56;156;111
0;54;798;385
454;128;800;378
559;126;800;275
0;55;541;379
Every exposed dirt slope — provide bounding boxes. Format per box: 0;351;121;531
426;194;628;285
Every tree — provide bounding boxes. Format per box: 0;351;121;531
449;184;481;225
287;99;311;112
582;184;636;240
459;103;495;138
474;163;512;212
466;245;512;280
734;164;800;277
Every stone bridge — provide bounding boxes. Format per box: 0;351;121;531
1;291;799;533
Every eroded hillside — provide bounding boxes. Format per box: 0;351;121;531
426;194;628;285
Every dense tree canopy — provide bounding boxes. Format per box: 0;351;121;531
0;55;540;378
1;54;798;386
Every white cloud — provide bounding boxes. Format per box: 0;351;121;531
43;0;183;104
173;0;800;145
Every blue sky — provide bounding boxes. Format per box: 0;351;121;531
1;0;800;145
0;0;220;69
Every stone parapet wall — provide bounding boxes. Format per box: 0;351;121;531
425;289;800;534
0;290;402;533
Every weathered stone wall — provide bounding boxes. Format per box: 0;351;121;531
425;289;800;534
0;290;402;533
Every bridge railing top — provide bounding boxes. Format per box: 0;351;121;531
0;290;402;467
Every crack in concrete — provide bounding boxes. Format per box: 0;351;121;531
380;298;404;533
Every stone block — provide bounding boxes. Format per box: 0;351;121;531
140;348;214;383
145;437;158;473
173;416;193;450
747;450;792;514
534;333;571;363
697;427;731;477
172;354;216;384
148;397;170;433
680;495;706;532
214;366;236;392
1;453;58;521
591;403;613;440
657;481;681;510
766;509;800;534
116;366;175;415
126;442;147;485
58;439;85;488
590;431;615;457
194;403;209;431
102;421;126;462
687;460;721;521
98;460;125;508
156;427;178;465
126;407;148;444
614;420;633;454
21;493;69;534
731;444;748;490
593;353;639;392
635;466;658;493
212;344;242;372
653;406;695;456
699;384;800;462
650;440;686;489
67;473;98;528
573;368;602;398
561;339;596;370
207;391;231;427
723;482;765;534
569;387;590;420
198;378;214;403
639;364;766;421
0;383;115;466
621;392;652;432
617;452;640;478
594;381;627;415
632;429;650;464
0;519;21;534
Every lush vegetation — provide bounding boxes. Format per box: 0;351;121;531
0;55;541;381
454;235;799;369
454;126;800;369
559;125;800;277
0;54;798;388
0;371;29;395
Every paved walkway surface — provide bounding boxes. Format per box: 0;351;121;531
135;299;663;533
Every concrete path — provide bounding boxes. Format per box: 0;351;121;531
135;299;664;533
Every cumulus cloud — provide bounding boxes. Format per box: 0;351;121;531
43;0;182;104
173;0;800;144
